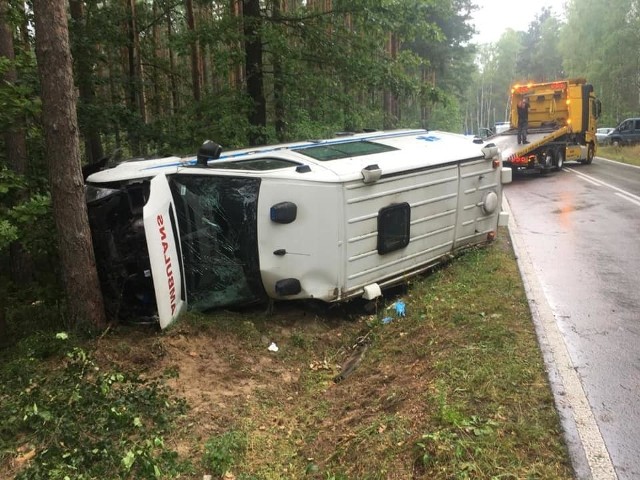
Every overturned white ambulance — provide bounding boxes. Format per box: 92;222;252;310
85;129;512;329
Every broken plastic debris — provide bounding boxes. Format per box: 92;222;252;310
381;317;393;324
267;342;279;352
395;301;406;317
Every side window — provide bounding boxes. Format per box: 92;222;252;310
620;121;630;132
634;120;640;130
377;203;411;254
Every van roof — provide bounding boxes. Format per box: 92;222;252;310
86;129;490;184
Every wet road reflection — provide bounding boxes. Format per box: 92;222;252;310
505;161;640;479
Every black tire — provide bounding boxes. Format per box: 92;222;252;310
581;143;595;165
554;149;565;171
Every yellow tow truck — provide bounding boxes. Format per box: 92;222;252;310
484;78;601;172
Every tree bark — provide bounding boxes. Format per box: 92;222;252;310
185;0;201;102
230;0;243;90
151;0;161;119
33;0;107;331
383;32;399;129
132;0;146;124
166;12;178;113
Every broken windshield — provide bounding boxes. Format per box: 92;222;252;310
168;174;265;311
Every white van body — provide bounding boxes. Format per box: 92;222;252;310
85;129;511;329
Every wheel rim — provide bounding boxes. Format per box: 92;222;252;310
557;151;564;169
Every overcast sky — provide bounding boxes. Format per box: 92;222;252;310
470;0;565;44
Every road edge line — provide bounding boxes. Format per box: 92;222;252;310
594;156;640;170
503;196;617;480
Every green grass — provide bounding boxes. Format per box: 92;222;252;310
0;336;193;479
0;231;575;479
597;144;640;166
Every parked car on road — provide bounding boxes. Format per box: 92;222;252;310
596;127;614;144
607;118;640;146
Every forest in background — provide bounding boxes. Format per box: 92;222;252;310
1;0;639;332
468;0;640;134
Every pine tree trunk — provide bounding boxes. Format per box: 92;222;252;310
69;0;104;164
166;12;178;113
132;0;146;125
230;0;244;90
151;0;161;118
33;0;107;331
125;0;143;153
0;0;34;285
383;33;399;129
272;0;286;141
186;0;201;102
243;0;266;145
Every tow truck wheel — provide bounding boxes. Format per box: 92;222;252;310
540;152;553;175
581;143;595;164
554;149;565;171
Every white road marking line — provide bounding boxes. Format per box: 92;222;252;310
503;197;618;480
565;167;640;201
615;191;640;207
595;156;640;170
564;167;604;186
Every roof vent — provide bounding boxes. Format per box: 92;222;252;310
361;164;381;184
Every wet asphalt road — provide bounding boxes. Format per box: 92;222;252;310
504;158;640;480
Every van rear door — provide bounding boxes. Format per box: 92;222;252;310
143;173;186;329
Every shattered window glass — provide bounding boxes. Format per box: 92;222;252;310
168;175;265;311
297;141;397;161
